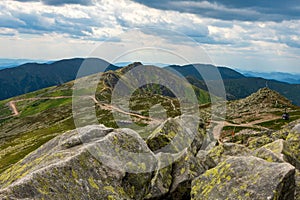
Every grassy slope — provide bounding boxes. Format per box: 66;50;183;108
1;66;298;175
0;67;212;173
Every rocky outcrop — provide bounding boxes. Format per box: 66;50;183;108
1;117;299;200
191;156;295;200
144;115;210;200
146;115;205;155
253;139;299;168
208;142;252;164
0;125;156;200
296;170;300;200
0;115;208;200
253;128;300;170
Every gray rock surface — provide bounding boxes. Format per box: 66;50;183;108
191;156;295;200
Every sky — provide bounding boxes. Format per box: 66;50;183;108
0;0;300;73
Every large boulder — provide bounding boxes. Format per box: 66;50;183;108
145;149;215;200
254;139;290;163
208;142;252;164
254;137;300;170
285;129;300;170
0;125;156;200
167;149;214;200
146;115;205;155
0;114;208;200
191;156;295;200
296;170;300;200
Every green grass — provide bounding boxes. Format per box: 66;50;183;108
257;117;299;130
0;117;75;174
20;98;72;117
271;109;300;116
41;89;72;97
0;101;12;119
222;126;261;133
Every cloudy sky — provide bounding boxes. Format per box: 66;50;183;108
0;0;300;72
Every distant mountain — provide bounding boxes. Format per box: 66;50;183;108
1;59;300;106
236;69;300;84
0;58;47;70
0;58;119;101
167;64;300;106
165;64;245;80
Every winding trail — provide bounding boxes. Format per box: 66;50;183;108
6;95;284;137
7;96;72;116
211;116;282;141
6;95;162;124
89;96;161;123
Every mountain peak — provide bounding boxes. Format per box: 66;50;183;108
120;62;143;74
246;87;292;107
228;87;293;115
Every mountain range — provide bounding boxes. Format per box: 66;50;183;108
236;69;300;84
0;61;299;199
0;58;300;106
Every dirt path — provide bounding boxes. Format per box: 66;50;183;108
8;96;72;116
90;96;162;123
7;95;161;123
211;116;282;140
9;101;19;116
211;121;225;141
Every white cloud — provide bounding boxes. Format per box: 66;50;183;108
0;0;299;73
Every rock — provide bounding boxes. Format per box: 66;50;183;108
254;138;300;170
292;123;300;133
296;170;300;200
146;115;205;155
247;135;274;150
191;156;295;200
0;125;156;200
145;149;216;200
253;147;285;164
196;150;216;171
144;153;173;199
285;131;300;170
168;149;210;200
208;143;252;164
0;116;208;200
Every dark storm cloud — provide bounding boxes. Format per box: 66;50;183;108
131;0;300;21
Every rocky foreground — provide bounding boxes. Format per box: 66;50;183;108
0;116;299;200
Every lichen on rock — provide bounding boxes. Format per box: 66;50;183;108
191;156;295;200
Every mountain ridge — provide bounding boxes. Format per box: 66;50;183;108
0;58;119;101
0;58;299;106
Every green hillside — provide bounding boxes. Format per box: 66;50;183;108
0;63;211;174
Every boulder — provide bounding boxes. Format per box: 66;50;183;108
285;130;300;170
295;170;300;200
167;149;212;200
208;143;252;164
146;115;205;155
247;135;274;150
0;125;156;200
144;153;173;199
145;149;216;200
191;156;295;200
254;138;300;170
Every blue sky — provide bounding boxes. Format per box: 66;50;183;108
0;0;299;72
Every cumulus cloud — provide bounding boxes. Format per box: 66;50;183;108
0;0;299;73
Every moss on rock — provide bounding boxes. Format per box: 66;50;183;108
191;156;295;200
